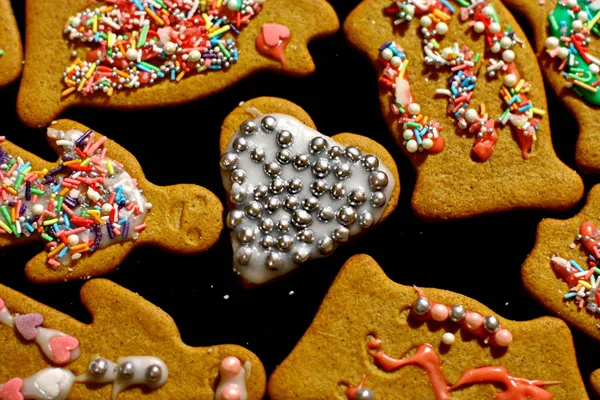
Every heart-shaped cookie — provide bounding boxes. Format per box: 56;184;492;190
13;313;44;341
219;97;400;286
0;379;23;400
49;336;80;365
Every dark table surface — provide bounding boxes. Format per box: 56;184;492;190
1;0;599;398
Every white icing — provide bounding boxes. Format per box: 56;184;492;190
214;358;248;400
221;113;396;285
111;357;168;400
35;327;80;365
0;307;14;326
20;368;75;400
75;358;118;384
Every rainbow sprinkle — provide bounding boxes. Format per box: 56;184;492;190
61;0;263;97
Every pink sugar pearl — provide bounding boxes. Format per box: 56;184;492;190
465;312;483;330
431;304;449;321
494;328;513;347
220;356;242;377
220;385;242;400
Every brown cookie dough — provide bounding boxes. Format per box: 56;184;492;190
268;254;588;399
344;0;583;221
0;0;23;88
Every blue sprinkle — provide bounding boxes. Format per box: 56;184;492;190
570;259;585;273
58;246;69;259
440;0;455;13
564;292;577;299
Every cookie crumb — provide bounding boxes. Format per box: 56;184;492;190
289;290;295;295
224;294;230;300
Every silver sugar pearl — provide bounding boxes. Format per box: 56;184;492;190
297;229;314;243
277;149;292;164
330;182;345;200
260;235;275;249
294;154;310;170
266;197;281;213
226;210;244;229
332;226;350;243
348;188;366;207
146;364;163;382
240;120;258;135
312;158;330;178
284;195;299;210
318;236;334;255
334;163;352;180
89;358;109;376
245;201;263;219
450;305;467;322
261;116;277;132
250;147;266;162
254;184;269;200
292;209;313;228
362;155;380;171
369;171;389;190
230;169;246;184
337;205;357;226
344;146;362;162
355;388;375;400
327;145;342;159
370;192;387;208
359;211;374;229
277;218;291;232
293;248;310;263
237;246;253;266
232;137;248;152
310;180;328;197
266;251;283;269
264;161;282;177
483;315;500;333
412;297;431;316
220;152;239;171
270;177;286;194
259;218;274;233
119;362;135;379
302;197;319;212
277;130;293;147
237;227;256;244
309;137;328;154
318;206;335;222
230;183;248;204
287;178;303;194
277;235;294;252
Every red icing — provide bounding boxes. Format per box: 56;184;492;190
344;375;366;400
0;298;4;310
550;257;580;287
580;221;600;259
0;378;23;400
256;24;291;67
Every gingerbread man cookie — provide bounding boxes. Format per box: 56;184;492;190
0;119;223;283
501;0;600;173
219;97;400;286
16;0;339;128
344;0;584;220
268;254;588;399
0;279;266;399
0;0;23;88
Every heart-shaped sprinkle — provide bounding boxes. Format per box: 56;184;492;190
49;336;79;365
0;298;4;310
262;24;291;47
220;114;395;285
14;313;44;341
0;378;24;400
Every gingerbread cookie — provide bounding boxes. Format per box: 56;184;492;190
268;254;588;399
0;0;23;88
591;368;600;397
501;0;600;173
520;184;600;343
0;119;223;283
219;97;400;286
15;0;339;128
344;0;584;220
0;278;266;399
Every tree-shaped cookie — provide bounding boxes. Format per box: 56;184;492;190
0;0;22;88
0;119;223;283
15;0;339;128
344;0;583;220
268;254;588;399
501;0;600;173
0;279;266;399
219;97;400;286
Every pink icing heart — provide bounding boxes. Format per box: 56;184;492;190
0;378;24;400
49;336;79;364
14;313;44;341
261;23;290;47
0;298;4;309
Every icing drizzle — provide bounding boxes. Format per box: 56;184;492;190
214;356;249;400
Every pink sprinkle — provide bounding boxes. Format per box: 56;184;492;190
134;223;148;232
0;136;5;142
48;258;61;268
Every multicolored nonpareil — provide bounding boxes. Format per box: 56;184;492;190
61;0;263;97
380;0;544;160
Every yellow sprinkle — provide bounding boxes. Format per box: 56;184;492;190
198;65;207;72
77;78;87;92
80;158;92;167
85;63;97;79
480;103;486;115
217;0;222;6
587;11;600;30
69;243;89;252
89;212;105;225
64;79;77;86
107;159;115;176
92;15;98;33
145;7;164;25
515;79;525;93
22;166;32;175
108;86;114;96
116;70;129;79
63;159;82;165
43;218;59;226
202;13;212;29
532;107;546;116
200;0;206;11
579;280;592;290
108;32;115;48
118;41;126;55
399;60;409;79
0;220;12;234
176;70;186;82
208;25;230;38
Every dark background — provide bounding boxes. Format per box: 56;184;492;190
2;0;600;398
